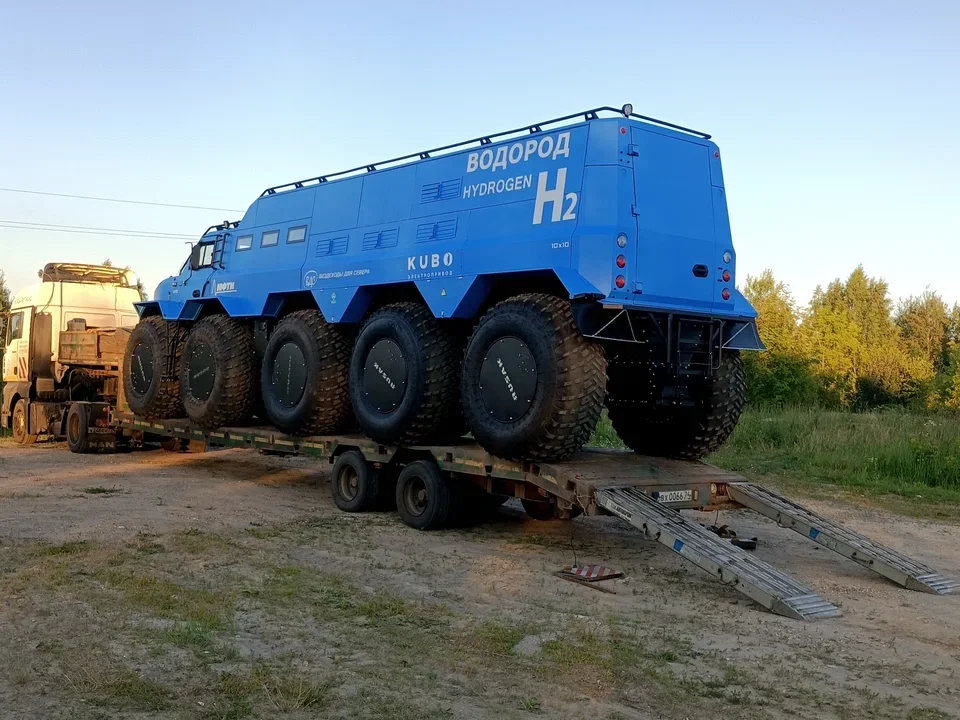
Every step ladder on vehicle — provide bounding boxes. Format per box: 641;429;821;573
596;483;957;621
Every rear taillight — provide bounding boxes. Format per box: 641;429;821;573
722;270;731;282
615;275;626;289
616;255;626;268
721;288;731;301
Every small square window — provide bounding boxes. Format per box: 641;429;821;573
236;235;253;251
287;226;307;244
261;230;279;247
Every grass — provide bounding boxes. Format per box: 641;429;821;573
590;407;960;513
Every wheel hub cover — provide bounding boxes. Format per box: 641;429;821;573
363;339;406;413
479;337;537;422
272;342;307;408
130;342;154;395
187;342;216;402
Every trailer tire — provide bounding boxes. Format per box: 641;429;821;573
607;350;746;460
66;404;92;454
350;303;459;444
395;460;451;531
461;294;607;462
331;450;380;512
123;316;184;420
180;315;256;429
12;399;38;446
261;310;351;434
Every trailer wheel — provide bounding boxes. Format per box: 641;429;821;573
607;350;746;460
261;310;351;434
180;315;256;429
66;404;92;454
331;450;380;512
395;460;452;530
461;294;607;461
12;399;37;446
520;498;582;521
160;437;188;452
123;315;184;419
350;303;459;444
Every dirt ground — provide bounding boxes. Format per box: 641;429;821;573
0;438;957;720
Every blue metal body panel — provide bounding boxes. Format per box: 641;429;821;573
143;109;758;340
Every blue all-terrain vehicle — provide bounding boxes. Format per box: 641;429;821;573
124;105;763;462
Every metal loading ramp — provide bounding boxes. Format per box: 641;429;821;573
595;486;841;621
727;483;959;595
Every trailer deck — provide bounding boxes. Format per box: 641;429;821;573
117;413;957;621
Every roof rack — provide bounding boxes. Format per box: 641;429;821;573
38;262;134;286
260;105;711;198
200;220;241;238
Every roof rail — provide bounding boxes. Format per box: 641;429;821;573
38;262;134;286
260;105;711;198
200;220;241;237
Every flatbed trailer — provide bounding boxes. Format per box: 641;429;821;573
115;412;958;622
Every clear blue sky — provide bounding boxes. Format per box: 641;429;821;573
1;0;957;309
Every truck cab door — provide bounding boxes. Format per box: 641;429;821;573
182;240;218;298
3;307;33;384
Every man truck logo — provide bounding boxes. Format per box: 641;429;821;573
304;270;318;288
407;253;453;271
215;281;236;294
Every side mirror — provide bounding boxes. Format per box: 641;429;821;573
189;244;203;271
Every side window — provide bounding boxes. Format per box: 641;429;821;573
7;311;23;342
286;226;307;244
261;230;280;248
236;235;253;251
198;243;215;267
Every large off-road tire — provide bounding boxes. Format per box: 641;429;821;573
606;349;746;460
461;294;607;462
179;315;256;428
66;403;92;454
12;399;37;446
349;303;459;445
261;310;351;435
123;316;184;419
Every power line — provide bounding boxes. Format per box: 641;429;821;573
0;186;242;213
0;219;195;239
0;222;197;241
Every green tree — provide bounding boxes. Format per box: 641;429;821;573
0;270;10;340
741;270;817;405
895;290;950;372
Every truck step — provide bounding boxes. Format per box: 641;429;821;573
595;486;841;620
727;483;959;596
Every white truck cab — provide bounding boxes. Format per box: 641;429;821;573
2;263;141;444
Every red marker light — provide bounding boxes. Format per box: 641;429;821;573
620;127;627;135
721;288;731;301
615;275;626;289
616;255;626;268
722;270;731;282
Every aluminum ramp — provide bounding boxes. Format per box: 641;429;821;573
595;486;841;621
727;483;959;595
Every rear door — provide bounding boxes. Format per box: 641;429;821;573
632;128;717;313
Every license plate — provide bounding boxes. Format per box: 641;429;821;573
657;490;692;503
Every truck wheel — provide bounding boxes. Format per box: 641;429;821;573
123;315;184;419
261;310;351;434
349;303;459;444
461;294;607;461
180;315;256;428
331;450;380;512
66;404;92;454
395;460;452;530
12;400;38;446
607;350;746;460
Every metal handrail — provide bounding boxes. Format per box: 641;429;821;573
259;105;710;198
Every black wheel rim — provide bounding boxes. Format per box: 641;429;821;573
362;338;406;414
272;341;307;409
478;336;537;422
403;476;428;517
337;464;359;502
187;342;216;401
130;342;154;395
